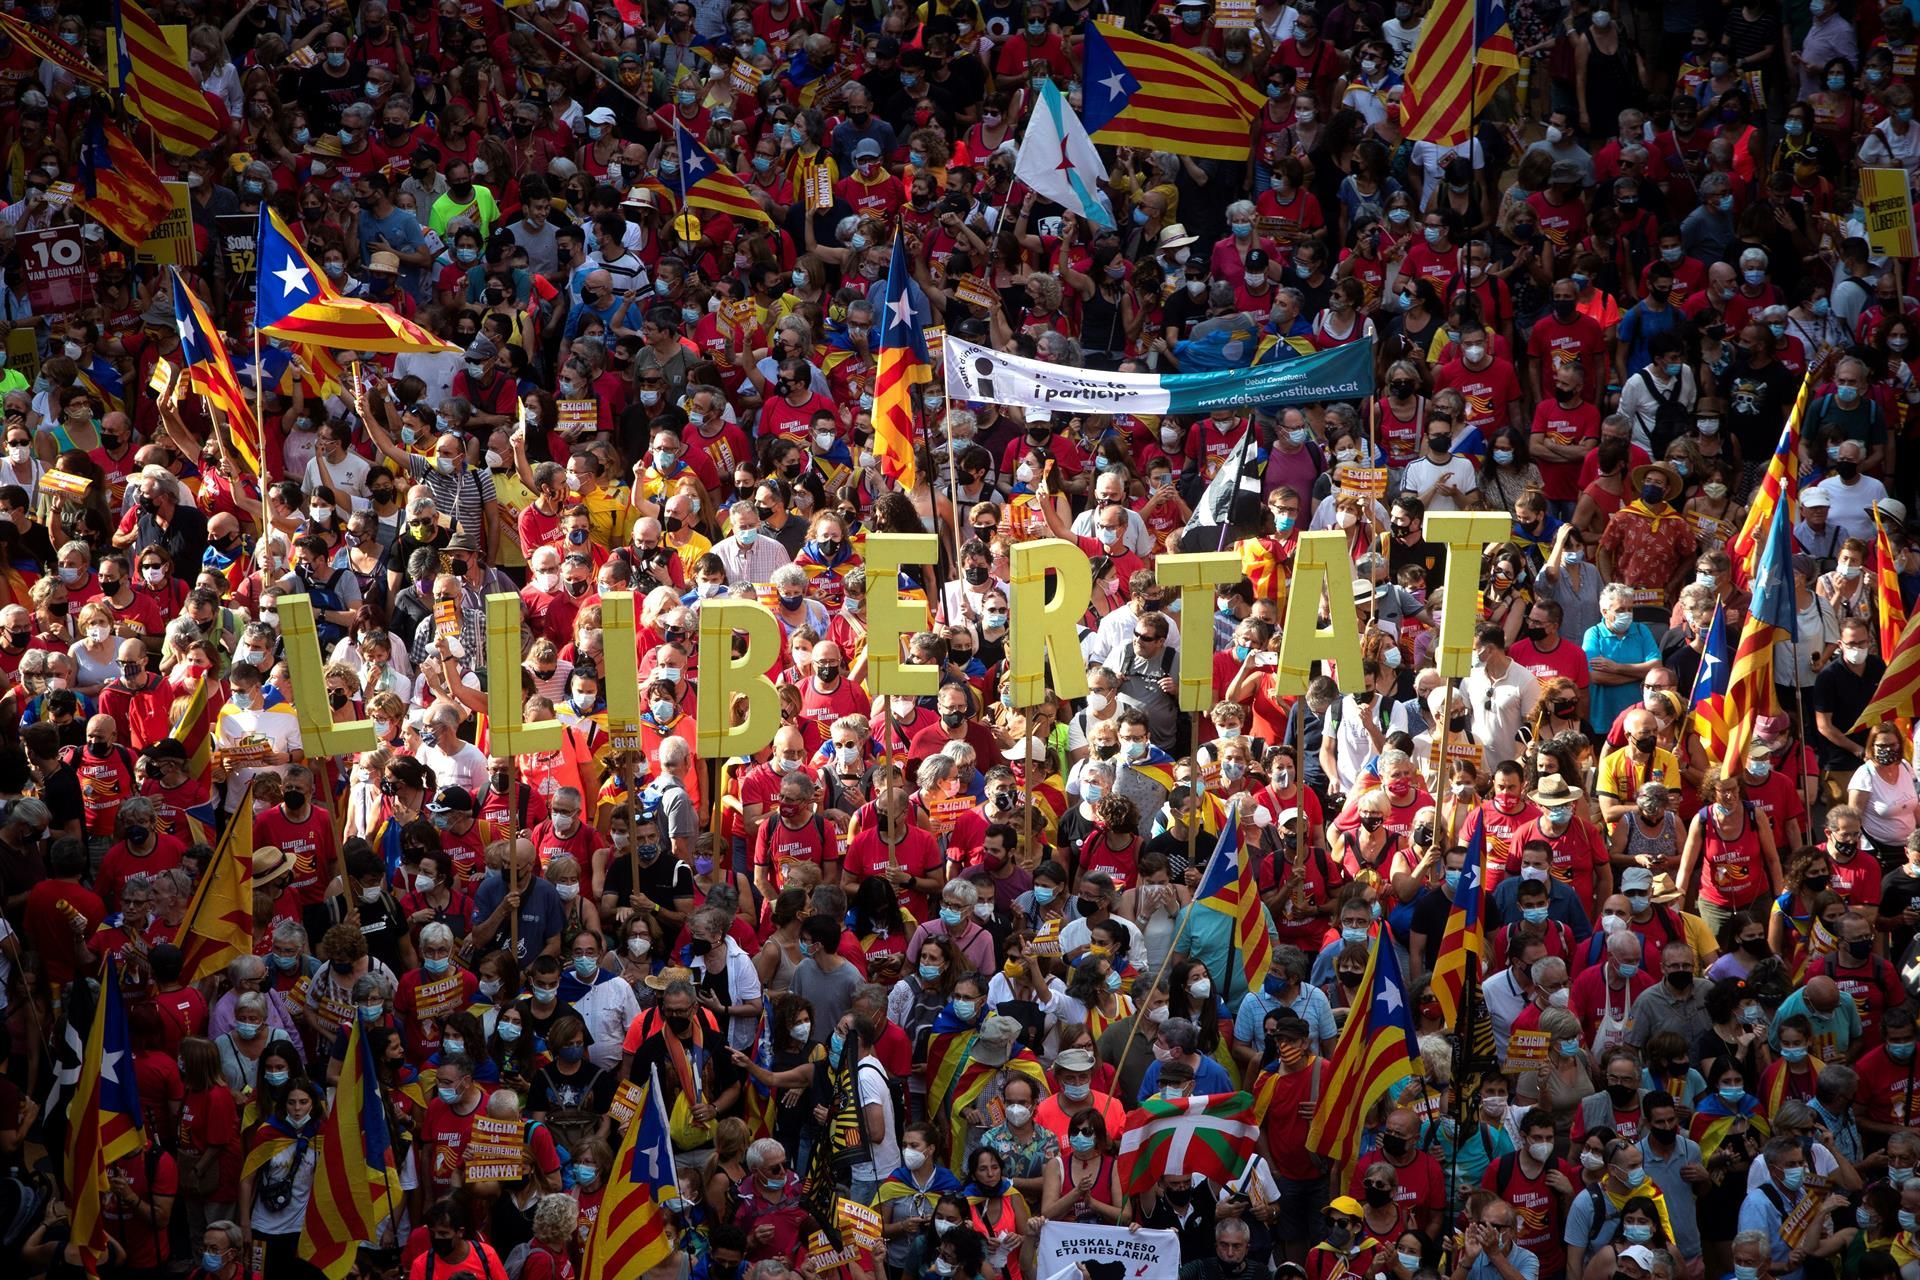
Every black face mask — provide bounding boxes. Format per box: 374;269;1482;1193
1429;432;1452;453
433;1238;462;1260
1380;1133;1410;1158
1363;1183;1392;1207
664;1012;692;1033
1076;896;1101;917
1666;970;1694;992
1389;379;1417;397
1803;874;1830;892
328;689;349;710
1607;1082;1638;1106
964;565;989;586
1632;733;1657;755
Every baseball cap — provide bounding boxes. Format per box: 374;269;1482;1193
426;785;474;814
1619;866;1654;892
586;107;617;125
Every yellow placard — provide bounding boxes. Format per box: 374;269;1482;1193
728;60;765;96
1215;0;1255;26
462;1115;527;1183
1862;168;1918;259
1339;466;1389;500
926;795;973;835
1505;1028;1550;1069
608;1078;647;1128
557;398;597;431
955;275;998;311
38;469;92;499
136;182;195;268
836;1198;882;1250
147;357;176;395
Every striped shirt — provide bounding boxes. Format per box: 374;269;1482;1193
405;453;498;551
713;532;793;587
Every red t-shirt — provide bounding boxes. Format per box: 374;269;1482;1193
1506;817;1607;913
254;803;339;908
1526;312;1608;401
795;676;870;754
95;835;187;913
1433;356;1524;447
102;1147;178;1269
1261;1059;1330;1181
843;825;943;922
178;1085;240;1202
422;1091;492;1192
22;878;103;984
528;817;609;873
1854;1044;1920;1127
1529;397;1601;502
1349;1148;1447;1221
1483;1153;1579;1279
753;812;839;886
154;984;206;1052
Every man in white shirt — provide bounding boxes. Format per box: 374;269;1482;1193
1810;439;1887;536
1069;471;1154;558
214;660;303;810
417;701;490;801
1461;622;1541;767
1402;419;1478;513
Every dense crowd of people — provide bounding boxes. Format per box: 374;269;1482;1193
3;0;1920;1277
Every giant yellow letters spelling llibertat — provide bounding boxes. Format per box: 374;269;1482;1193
271;519;1504;760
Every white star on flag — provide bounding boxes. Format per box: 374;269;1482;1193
887;293;917;333
1697;649;1721;684
1376;980;1403;1016
175;306;196;349
98;1046;124;1085
1461;863;1480;892
1100;70;1130;100
274;258;312;298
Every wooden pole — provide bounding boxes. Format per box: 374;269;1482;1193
509;838;520;958
1436;677;1460;848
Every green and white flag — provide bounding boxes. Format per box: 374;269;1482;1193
943;335;1373;417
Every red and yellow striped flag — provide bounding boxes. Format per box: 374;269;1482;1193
671;121;773;225
1722;477;1798;773
1401;0;1520;146
1876;507;1907;664
299;1016;399;1278
1853;607;1920;732
173;780;252;984
1428;813;1487;1028
871;231;928;490
1306;909;1421;1166
115;0;222;156
0;13;106;88
75;114;170;246
1081;23;1263;161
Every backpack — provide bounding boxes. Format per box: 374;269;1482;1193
303;567;352;648
1491;1152;1583;1244
858;1059;908;1150
1635;368;1692;458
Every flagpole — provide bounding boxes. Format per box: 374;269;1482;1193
941;401;967;611
478;0;649;113
250;309;268;536
1435;677;1457;846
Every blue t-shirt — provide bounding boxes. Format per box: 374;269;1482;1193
1581;621;1659;730
471;871;565;967
1618;301;1679;376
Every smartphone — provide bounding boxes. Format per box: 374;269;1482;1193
1248;736;1267;757
1255;651;1279;668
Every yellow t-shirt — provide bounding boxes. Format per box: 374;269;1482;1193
1595;745;1681;802
582;486;633;550
489;469;536;569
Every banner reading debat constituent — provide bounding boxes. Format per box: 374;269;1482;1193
943;334;1374;416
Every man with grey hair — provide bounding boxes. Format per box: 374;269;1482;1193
1738;1134;1842;1280
712;499;791;587
1180;1214;1257;1280
1809;432;1887;532
1139;1014;1234;1100
632;975;746;1175
1071;468;1154;557
1683;172;1735;266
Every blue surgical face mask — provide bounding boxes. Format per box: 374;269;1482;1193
1069;1132;1096;1152
939;906;964;927
423;955;450;975
1719;1085;1745;1103
952;998;977;1020
1782;1166;1807;1191
919;962;942;982
264;1068;290;1087
1493;448;1515;465
1033;885;1056;905
1893;1041;1917;1062
1522;905;1549;924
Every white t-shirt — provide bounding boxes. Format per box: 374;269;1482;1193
1810;473;1888;538
1402;455;1479;512
303;450;373;501
215;705;302;810
419;739;490;800
852;1054;901;1183
1846;761;1920;846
